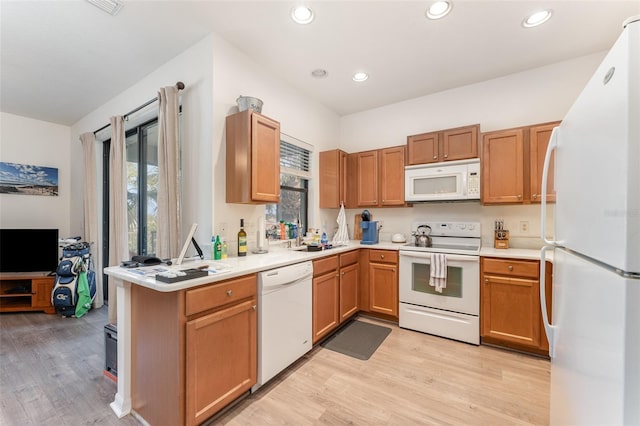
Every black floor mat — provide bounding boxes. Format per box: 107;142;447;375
321;320;392;360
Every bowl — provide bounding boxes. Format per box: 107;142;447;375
391;233;406;243
236;96;263;113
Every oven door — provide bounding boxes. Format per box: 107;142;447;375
399;251;479;315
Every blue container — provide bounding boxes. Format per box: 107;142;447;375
360;221;379;245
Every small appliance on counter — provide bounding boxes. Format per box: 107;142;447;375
359;209;379;245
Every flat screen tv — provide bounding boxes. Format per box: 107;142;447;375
0;229;59;273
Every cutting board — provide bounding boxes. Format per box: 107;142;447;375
354;213;373;241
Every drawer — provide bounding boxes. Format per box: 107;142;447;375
339;250;359;268
369;249;398;264
185;274;257;317
482;257;539;279
313;255;338;277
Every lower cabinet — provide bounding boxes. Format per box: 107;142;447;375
130;274;257;426
480;257;552;356
367;249;399;319
312;250;360;344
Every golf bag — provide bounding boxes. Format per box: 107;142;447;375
52;241;96;317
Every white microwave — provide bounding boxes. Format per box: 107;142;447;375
404;158;480;202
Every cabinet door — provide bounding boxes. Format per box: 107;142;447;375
339;263;359;323
185;298;257;425
529;122;559;203
482;128;524;204
312;271;340;343
369;262;398;317
251;113;280;202
357;150;379;206
442;124;478;161
481;274;541;348
407;131;439;165
32;278;54;308
319;149;347;208
379;146;405;206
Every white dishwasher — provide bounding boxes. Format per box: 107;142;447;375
252;261;313;392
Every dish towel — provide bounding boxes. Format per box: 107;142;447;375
332;202;349;246
429;253;448;293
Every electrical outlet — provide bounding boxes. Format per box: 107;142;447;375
520;221;529;233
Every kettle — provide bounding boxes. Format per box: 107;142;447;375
412;225;432;247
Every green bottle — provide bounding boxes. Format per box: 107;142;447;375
214;235;222;260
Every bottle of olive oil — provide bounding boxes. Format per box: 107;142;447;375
238;219;247;257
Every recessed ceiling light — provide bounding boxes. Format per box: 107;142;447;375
352;72;369;82
311;69;328;78
85;0;124;16
291;5;314;24
426;1;452;20
522;9;552;28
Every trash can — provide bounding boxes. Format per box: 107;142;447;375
104;323;117;381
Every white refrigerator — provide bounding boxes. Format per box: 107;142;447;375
539;16;640;426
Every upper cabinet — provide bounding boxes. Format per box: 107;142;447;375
226;110;280;204
407;124;479;165
319;149;348;209
481;121;560;205
319;146;405;208
356;146;405;207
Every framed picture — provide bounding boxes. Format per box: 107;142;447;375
0;161;59;196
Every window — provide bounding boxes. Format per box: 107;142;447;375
265;135;312;239
103;117;160;260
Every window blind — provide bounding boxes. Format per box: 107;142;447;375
280;134;312;179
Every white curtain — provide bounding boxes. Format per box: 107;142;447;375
108;116;128;324
156;86;181;259
79;132;103;308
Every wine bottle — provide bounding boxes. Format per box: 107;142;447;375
238;219;247;257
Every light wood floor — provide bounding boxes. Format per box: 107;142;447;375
1;309;550;425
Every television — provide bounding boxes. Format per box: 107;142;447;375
0;229;59;273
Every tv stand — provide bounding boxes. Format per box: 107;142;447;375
0;272;55;314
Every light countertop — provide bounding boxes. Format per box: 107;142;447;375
105;241;552;292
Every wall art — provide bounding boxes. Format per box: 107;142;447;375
0;162;59;196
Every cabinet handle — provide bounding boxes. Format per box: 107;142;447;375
444;154;448;158
341;272;345;276
485;278;489;284
532;194;538;199
380;254;385;259
433;155;437;160
508;265;513;271
392;268;396;272
252;305;256;310
227;290;233;296
336;274;340;277
517;194;522;200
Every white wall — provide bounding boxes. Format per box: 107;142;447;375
0;112;71;235
334;52;606;248
210;33;340;255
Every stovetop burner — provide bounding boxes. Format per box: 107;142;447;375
401;221;481;255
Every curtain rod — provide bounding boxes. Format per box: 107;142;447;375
93;81;185;135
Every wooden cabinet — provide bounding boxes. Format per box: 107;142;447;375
226;109;280;204
312;256;340;344
129;274;257;426
354;146;406;207
481;121;560;204
407;124;479;165
319;149;348;208
0;274;55;314
312;251;360;343
481;257;552;356
367;250;399;319
339;251;359;322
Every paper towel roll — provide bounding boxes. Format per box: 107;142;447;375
257;217;265;250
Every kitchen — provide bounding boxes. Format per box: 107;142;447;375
1;1;639;425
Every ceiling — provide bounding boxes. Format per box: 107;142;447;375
1;1;639;126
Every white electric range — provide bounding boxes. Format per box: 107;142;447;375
399;221;481;345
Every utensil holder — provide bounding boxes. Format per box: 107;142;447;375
494;230;510;249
